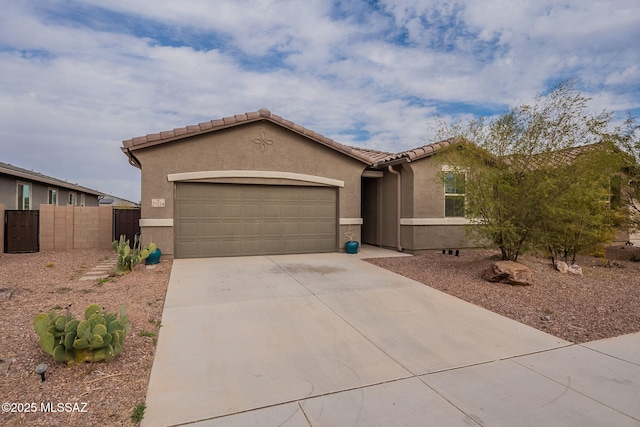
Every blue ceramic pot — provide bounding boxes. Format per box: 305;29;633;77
146;248;162;265
345;241;359;254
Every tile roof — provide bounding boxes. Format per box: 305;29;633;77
122;108;384;165
122;108;460;168
0;161;103;196
378;138;458;164
348;146;393;163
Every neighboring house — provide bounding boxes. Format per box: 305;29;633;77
0;162;102;209
99;194;140;208
121;108;475;258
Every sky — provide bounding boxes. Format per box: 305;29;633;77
1;0;639;203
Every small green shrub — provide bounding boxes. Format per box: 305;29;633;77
96;277;111;286
34;304;130;365
131;403;146;423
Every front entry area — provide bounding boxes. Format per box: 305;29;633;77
174;183;337;258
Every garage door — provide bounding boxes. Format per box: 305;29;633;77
175;183;337;258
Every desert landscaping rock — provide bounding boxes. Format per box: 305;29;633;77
569;264;583;275
482;260;533;286
556;261;569;273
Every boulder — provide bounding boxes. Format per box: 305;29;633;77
555;261;569;274
482;261;533;286
568;264;583;276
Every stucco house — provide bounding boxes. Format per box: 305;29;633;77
0;161;102;210
121;108;474;258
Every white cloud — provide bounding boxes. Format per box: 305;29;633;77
0;0;638;202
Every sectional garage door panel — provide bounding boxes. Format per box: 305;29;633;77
175;183;337;258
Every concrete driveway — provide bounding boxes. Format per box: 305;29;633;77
142;249;640;426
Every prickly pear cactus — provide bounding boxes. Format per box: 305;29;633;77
112;234;157;274
33;304;130;365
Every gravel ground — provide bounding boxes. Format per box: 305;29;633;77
0;249;171;427
367;247;640;344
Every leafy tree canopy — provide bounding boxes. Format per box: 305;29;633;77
435;80;629;261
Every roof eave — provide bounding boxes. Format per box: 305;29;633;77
0;166;103;196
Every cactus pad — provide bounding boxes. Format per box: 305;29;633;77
53;345;69;363
39;332;55;355
93;323;108;336
84;304;102;320
34;313;50;336
77;320;92;341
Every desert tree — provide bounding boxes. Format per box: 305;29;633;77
539;142;627;265
436;80;623;261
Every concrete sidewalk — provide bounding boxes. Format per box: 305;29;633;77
142;251;640;426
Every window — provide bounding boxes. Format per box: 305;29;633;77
48;188;58;205
17;182;31;210
444;172;466;217
80;193;86;207
69;192;77;205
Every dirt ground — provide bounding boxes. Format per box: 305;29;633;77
0;249;171;426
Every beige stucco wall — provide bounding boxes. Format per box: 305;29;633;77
372;157;476;253
404;157;475;251
407;157;444;218
132;121;368;255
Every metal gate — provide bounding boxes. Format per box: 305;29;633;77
4;210;39;253
113;208;141;244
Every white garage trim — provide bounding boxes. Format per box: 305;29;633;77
400;218;472;225
140;219;174;227
339;218;363;225
167;170;344;187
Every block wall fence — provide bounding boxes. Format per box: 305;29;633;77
0;204;113;253
39;205;113;251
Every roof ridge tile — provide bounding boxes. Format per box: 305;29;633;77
258;108;271;117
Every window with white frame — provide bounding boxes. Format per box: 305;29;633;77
69;192;77;205
80;193;86;206
17;182;31;210
48;188;58;205
444;172;466;217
